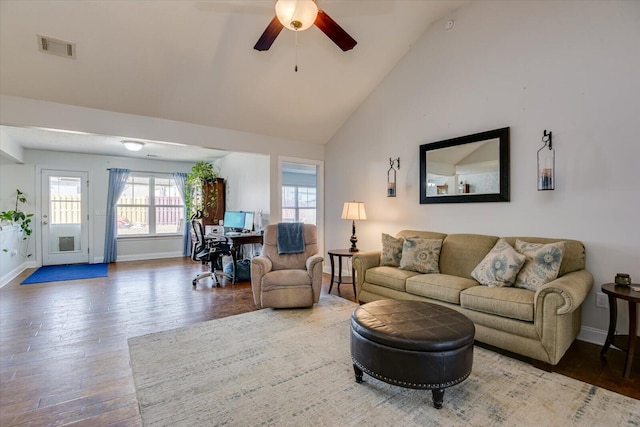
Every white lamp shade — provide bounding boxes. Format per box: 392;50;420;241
341;201;367;221
122;140;145;152
275;0;318;31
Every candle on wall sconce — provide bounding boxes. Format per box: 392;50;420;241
537;130;554;191
387;157;400;197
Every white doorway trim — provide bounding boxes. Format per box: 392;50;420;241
277;156;324;258
35;166;94;266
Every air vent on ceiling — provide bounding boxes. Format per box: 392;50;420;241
37;35;76;59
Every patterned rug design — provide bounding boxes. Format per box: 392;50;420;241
128;296;640;426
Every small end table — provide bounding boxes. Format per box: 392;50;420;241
327;249;359;298
600;283;640;379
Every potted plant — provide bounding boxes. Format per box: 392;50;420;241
0;189;34;254
186;161;220;220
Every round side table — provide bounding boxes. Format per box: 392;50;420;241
327;249;358;298
600;283;640;379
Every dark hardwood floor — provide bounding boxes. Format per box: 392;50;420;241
1;257;637;425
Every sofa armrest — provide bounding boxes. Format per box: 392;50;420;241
534;269;594;364
352;251;381;295
307;254;324;302
250;256;273;305
306;254;324;275
535;269;594;315
251;255;272;275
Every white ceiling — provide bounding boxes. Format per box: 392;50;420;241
0;125;229;163
0;0;467;160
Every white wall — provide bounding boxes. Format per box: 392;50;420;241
325;0;640;342
0;163;36;285
218;152;271;228
0;127;24;163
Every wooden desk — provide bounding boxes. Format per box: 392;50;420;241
226;233;263;283
205;233;263;283
600;283;640;379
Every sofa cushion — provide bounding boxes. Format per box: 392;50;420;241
380;233;404;267
261;269;311;289
406;274;478;305
365;266;420;292
502;237;585;276
439;234;499;279
471;239;526;287
514;239;566;291
397;230;448;241
399;237;442;274
460;286;535;322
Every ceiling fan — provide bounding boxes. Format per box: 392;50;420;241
254;0;357;52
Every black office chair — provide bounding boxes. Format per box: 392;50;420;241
190;218;232;287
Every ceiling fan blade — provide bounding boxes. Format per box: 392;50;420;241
254;15;284;51
314;10;357;51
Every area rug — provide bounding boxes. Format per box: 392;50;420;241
21;263;108;284
128;296;640;426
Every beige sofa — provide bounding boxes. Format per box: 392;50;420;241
352;231;594;366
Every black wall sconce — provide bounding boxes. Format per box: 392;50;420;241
537;130;554;191
387;157;400;197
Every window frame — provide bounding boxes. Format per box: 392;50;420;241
282;184;317;224
116;173;185;238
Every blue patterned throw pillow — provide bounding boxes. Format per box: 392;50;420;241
380;233;404;267
399;237;442;274
514;239;566;291
471;239;526;287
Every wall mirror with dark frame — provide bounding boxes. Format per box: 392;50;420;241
420;127;510;204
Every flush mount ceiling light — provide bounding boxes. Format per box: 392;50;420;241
122;140;145;152
275;0;318;31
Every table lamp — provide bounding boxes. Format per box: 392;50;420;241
341;201;367;252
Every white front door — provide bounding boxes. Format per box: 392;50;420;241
41;170;90;265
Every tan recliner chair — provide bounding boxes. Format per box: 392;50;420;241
250;224;324;308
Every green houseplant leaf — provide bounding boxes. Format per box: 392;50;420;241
185;161;219;220
1;189;34;254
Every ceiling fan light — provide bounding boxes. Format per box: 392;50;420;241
122;140;145;152
275;0;318;31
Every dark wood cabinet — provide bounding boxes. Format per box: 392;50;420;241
202;178;225;226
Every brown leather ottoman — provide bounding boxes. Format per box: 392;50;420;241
350;299;475;409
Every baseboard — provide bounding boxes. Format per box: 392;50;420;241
0;260;37;288
115;251;184;262
577;326;608;346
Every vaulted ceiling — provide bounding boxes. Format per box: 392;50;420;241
1;0;467;159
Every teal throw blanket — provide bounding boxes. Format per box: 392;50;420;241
277;222;305;254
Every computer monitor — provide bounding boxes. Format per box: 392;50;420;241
223;211;254;232
243;211;254;232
